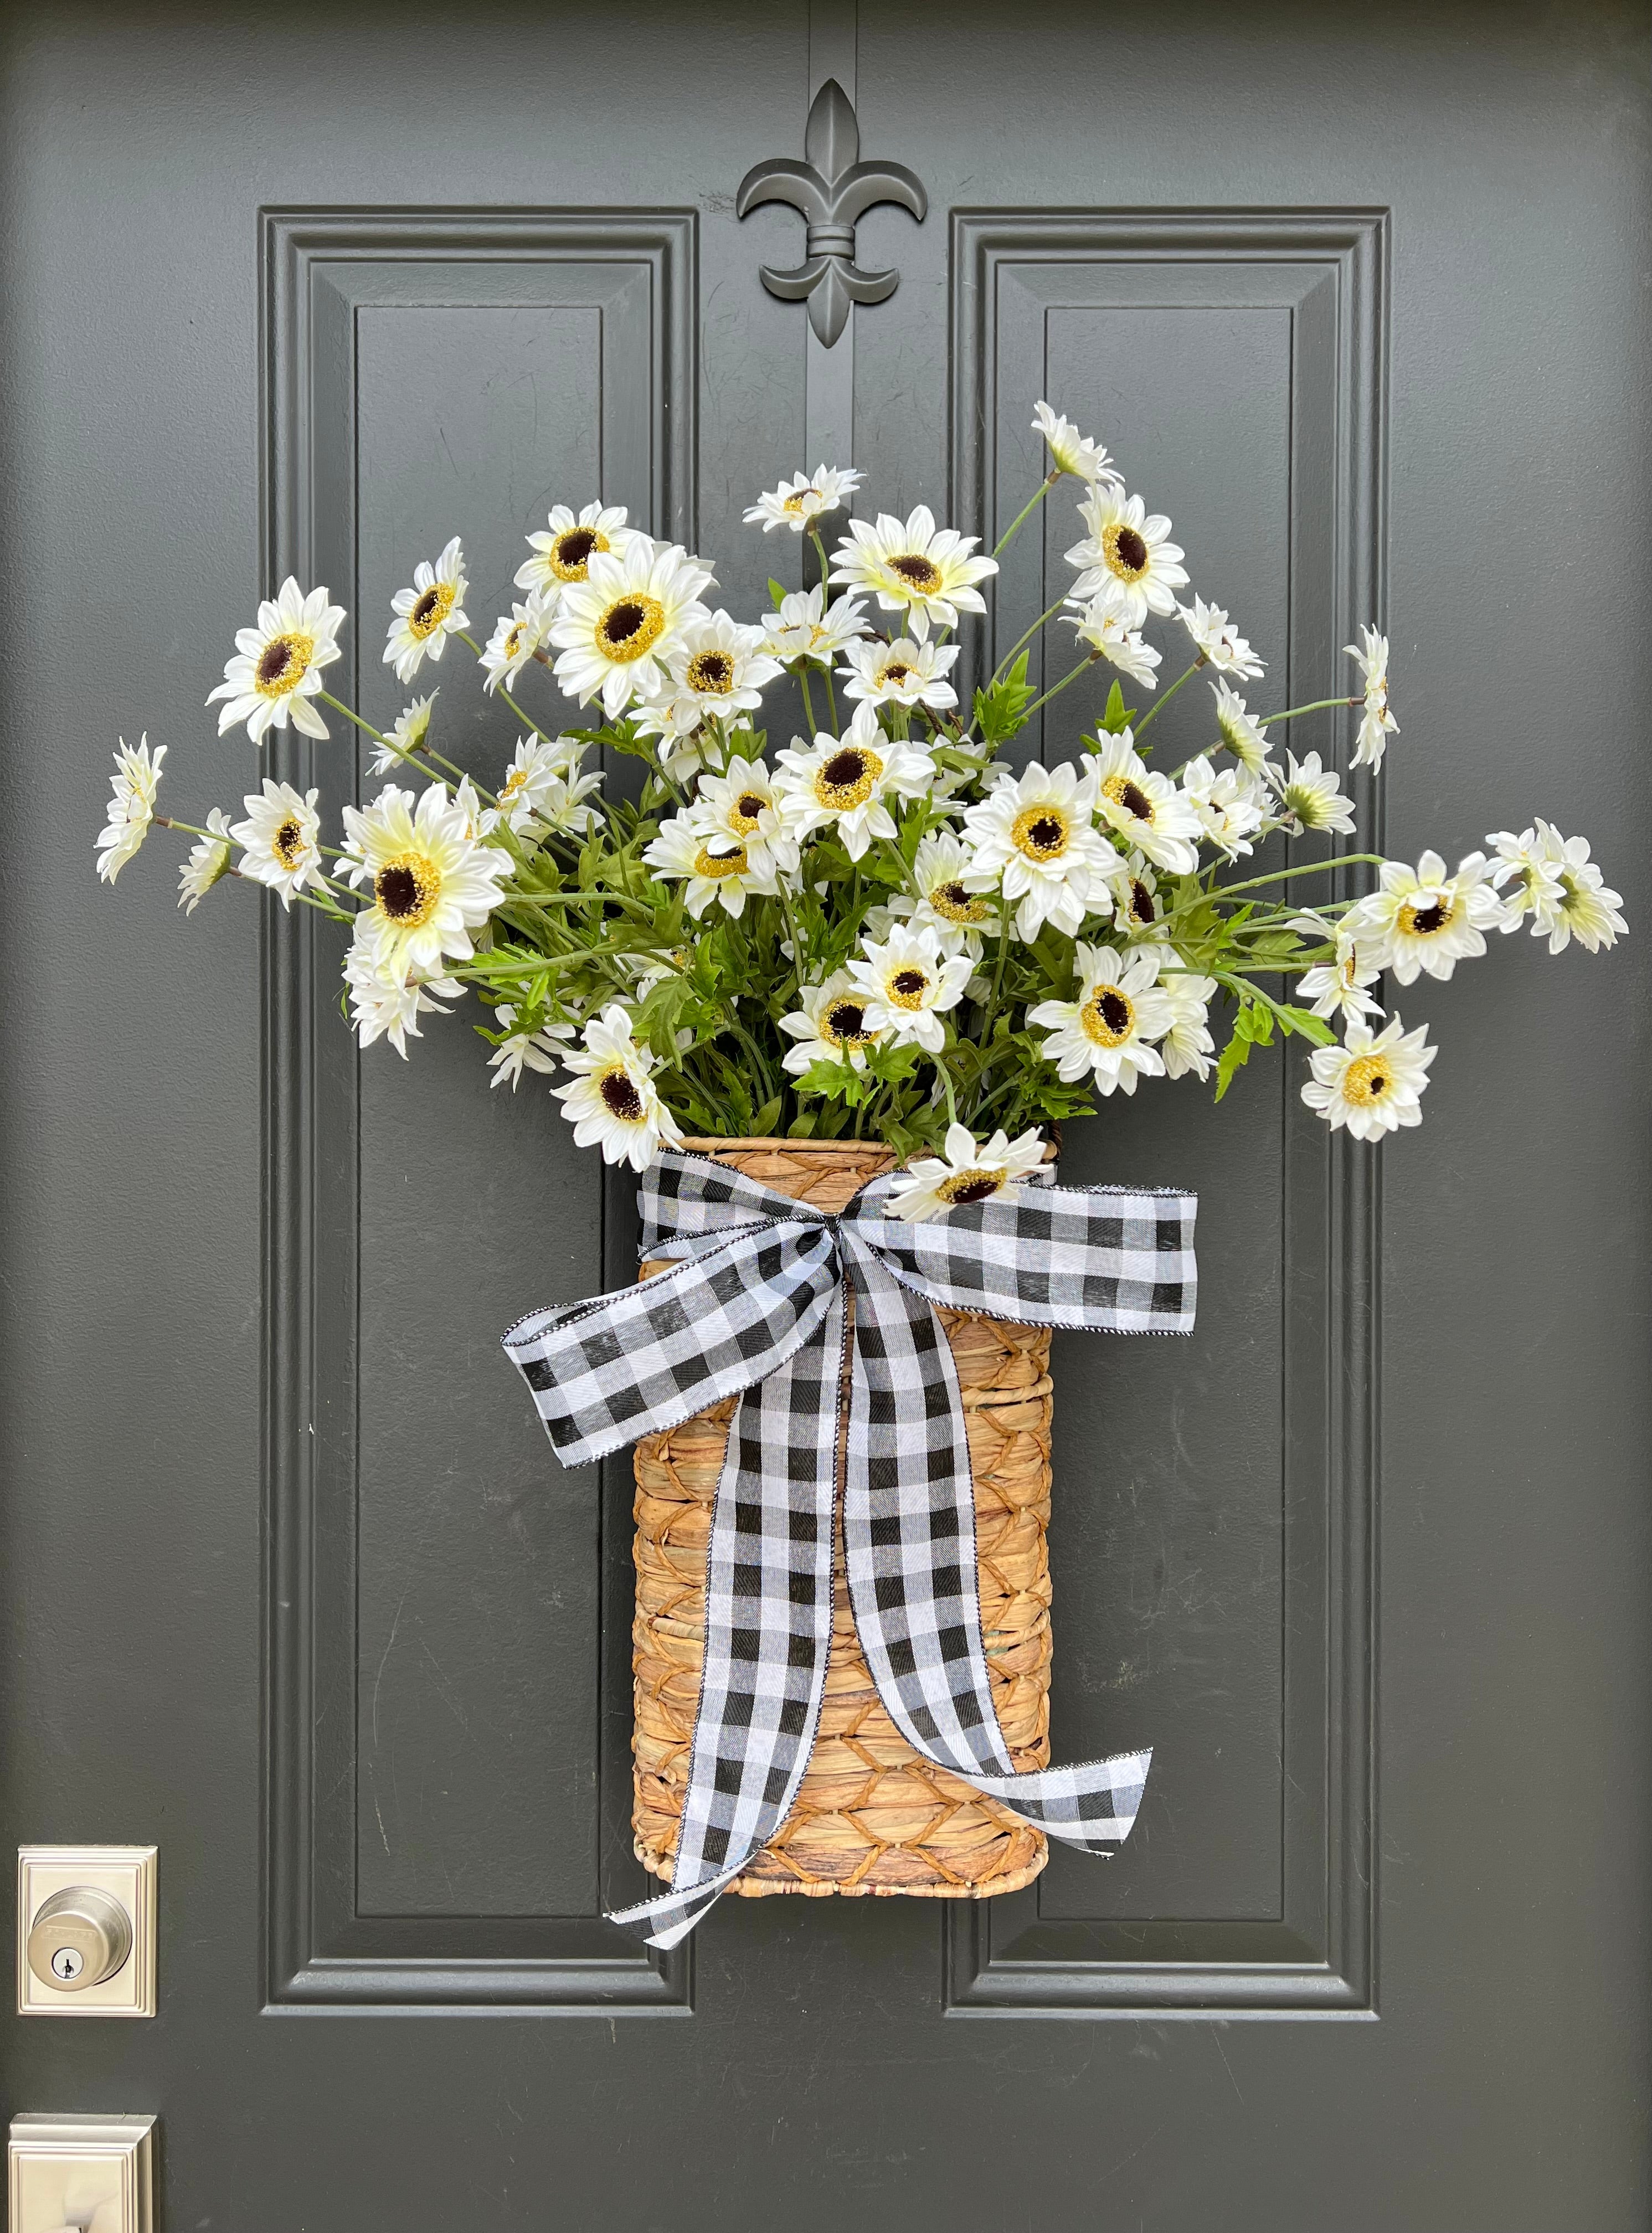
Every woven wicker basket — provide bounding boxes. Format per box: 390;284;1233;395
631;1136;1054;1900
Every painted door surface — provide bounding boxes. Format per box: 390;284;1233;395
3;3;1648;2226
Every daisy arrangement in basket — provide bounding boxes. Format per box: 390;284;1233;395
99;403;1627;1198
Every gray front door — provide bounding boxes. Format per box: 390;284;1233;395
4;3;1648;2226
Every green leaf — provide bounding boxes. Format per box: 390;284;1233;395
751;1094;783;1136
768;577;789;610
972;652;1035;747
1099;678;1136;735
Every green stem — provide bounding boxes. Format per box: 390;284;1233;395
457;631;554;748
1155;853;1387;930
1132;654;1206;737
317;689;483;797
938;1062;959;1128
991;594;1069;687
1021;652;1100;721
799;666;819;733
823;662;840;733
809;526;833;601
1254;693;1360;727
992;471;1059;559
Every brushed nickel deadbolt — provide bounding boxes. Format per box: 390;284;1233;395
16;1848;156;2019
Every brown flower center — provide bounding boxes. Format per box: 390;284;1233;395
598;1066;645;1121
1129;877;1155;925
1103;523;1150;580
255;632;314;698
930;879;989;925
408;583;455;641
374;851;440;930
888;967;929;1009
1080;985;1134;1048
815;747;882;810
1102;773;1154;823
936;1169;1005;1206
1341;1053;1393;1107
597;594;666;662
1399;897;1453;938
692;844;748;879
272;817;306;869
686;649;735;694
890;553;941;591
1011;804;1070;861
823;999;872;1047
550;526;605;580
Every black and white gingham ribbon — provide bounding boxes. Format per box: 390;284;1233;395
503;1149;1196;1947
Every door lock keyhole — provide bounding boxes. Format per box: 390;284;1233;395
25;1887;132;1994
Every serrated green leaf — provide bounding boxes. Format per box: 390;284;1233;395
972;652;1036;747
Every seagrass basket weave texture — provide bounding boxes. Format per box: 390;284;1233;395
631;1136;1054;1900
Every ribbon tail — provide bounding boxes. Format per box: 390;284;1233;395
606;1287;846;1946
840;1236;1154;1858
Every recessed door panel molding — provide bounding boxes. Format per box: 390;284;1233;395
260;209;696;2011
945;209;1388;2015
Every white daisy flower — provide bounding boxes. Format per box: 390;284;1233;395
548;539;714;720
1491;822;1627;955
837;633;960;712
1062;582;1163;690
207;577;345;744
892;829;1000;957
686;753;798;877
779;970;889;1076
1089;731;1202;876
846;925;972;1054
630;676;712;771
830;505;998;641
1065;486;1188;627
642;807;780;919
341;781;510;984
343;929;463;1058
1178;754;1267;861
1273;750;1356;836
1210;680;1274;775
1298;936;1385;1025
491;735;602;838
743;465;863;533
1340;850;1508;985
553;1004;685;1170
1176;596;1265;680
383;537;470;684
761;583;870;665
661;610;784;719
1028;943;1172;1096
487;1003;574;1090
1346;625;1398;769
230;779;324;910
887;1122;1048;1222
773;707;935;862
515;502;637;601
177;807;234;915
1107;855;1159;935
1155;966;1219;1082
369;691;439;777
961;759;1121;941
1302;1014;1434;1141
95;735;166;883
479;588;555;696
1031;402;1120;489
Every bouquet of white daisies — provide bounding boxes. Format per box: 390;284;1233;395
96;399;1625;1205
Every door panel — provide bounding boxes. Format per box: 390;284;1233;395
3;2;1648;2227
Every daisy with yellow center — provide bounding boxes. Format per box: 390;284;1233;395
663;611;784;721
487;735;603;839
1032;402;1121;490
1065;486;1188;628
549;539;714;720
960;759;1120;941
1089;732;1202;877
384;537;470;685
773;707;935;862
230;778;324;911
1180;753;1267;861
479;586;554;696
830;503;999;641
1107;855;1160;934
1346;625;1399;769
340;781;509;984
1302;1015;1435;1141
553;1005;684;1171
95;735;166;883
837;632;960;713
761;583;870;666
743;464;863;533
208;576;345;744
883;828;1000;959
642;805;780;920
779;971;889;1076
1340;849;1507;986
1487;820;1628;956
846;925;973;1054
342;934;464;1059
886;1122;1049;1222
686;754;798;878
516;503;637;600
1028;943;1174;1096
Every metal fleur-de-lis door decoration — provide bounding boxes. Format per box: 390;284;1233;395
737;79;927;347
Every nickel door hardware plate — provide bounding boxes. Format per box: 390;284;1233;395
8;2114;155;2233
16;1848;156;2019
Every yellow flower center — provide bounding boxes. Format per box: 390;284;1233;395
886;966;931;1011
255;632;315;699
1102;522;1150;583
1100;772;1154;824
1341;1053;1394;1107
1398;894;1454;938
1080;984;1135;1048
500;765;530;804
729;791;768;833
374;850;441;930
880;661;913;687
692;844;748;879
502;624;525;661
782;489;817;516
821;997;872;1048
272;817;307;870
596;1063;646;1123
814;745;882;811
1011;804;1071;861
1127;877;1155;925
595;593;666;663
929;879;989;925
889;553;942;593
550;526;608;581
936;1167;1006;1206
408;583;456;642
686;649;736;695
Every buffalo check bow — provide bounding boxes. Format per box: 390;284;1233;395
502;1149;1197;1947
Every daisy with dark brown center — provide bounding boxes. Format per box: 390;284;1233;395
384;537;470;685
887;1121;1048;1223
1302;1014;1435;1141
549;539;714;720
1029;943;1175;1098
516;503;635;599
553;1004;683;1171
208;575;345;744
229;778;323;912
780;970;889;1077
1066;485;1188;628
830;502;999;640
